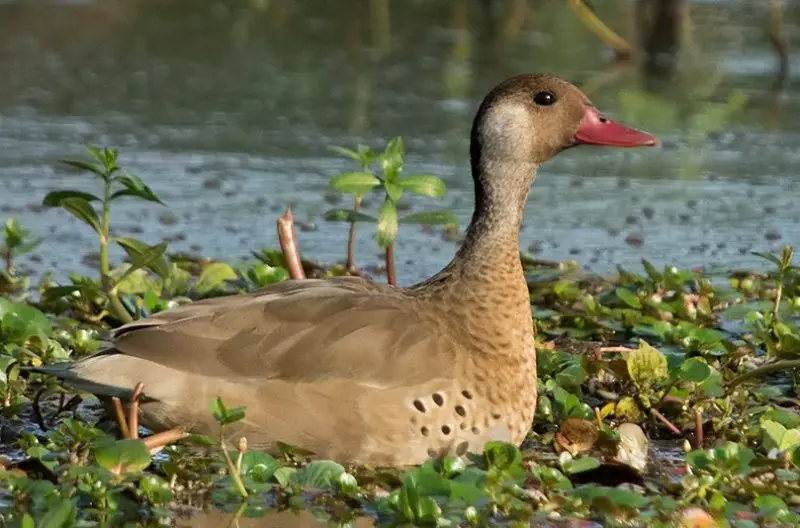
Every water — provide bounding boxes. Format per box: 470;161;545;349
0;0;798;286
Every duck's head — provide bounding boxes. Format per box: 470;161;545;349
471;73;658;167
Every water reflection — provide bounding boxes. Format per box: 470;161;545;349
0;0;797;284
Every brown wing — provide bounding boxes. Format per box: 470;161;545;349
107;276;457;387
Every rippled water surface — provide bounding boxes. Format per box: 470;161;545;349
1;0;798;284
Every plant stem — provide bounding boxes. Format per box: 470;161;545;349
727;359;800;390
143;428;189;452
385;243;396;286
220;430;249;499
346;195;362;272
769;0;789;85
772;276;783;334
4;247;12;274
596;346;635;355
654;376;680;410
694;409;703;449
100;181;133;324
650;408;681;435
568;0;634;60
277;208;306;280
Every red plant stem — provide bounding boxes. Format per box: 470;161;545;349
112;397;130;439
385;244;396;286
129;382;145;440
144;429;189;451
694;409;704;449
651;408;681;435
277;208;306;280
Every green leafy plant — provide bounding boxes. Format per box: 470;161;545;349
0;218;42;296
326;138;456;285
209;396;250;499
42;146;168;324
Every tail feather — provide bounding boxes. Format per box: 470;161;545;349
26;358;142;402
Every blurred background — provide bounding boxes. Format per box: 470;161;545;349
0;0;797;285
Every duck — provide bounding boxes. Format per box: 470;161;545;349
37;74;657;467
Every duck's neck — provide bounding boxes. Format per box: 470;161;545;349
413;156;537;293
455;157;536;267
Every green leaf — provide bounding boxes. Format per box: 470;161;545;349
561;456;601;474
42;190;101;206
678;358;712;382
290;460;345;489
641;259;662;281
531;465;572;490
382;137;405;180
377;199;398;249
397;174;448;198
779;246;794;271
210;397;246;425
781;429;800;452
48;197;101;234
21;514;34;528
86;145;119;174
273;467;297;486
397;473;420;521
400;211;458;226
384;181;404;202
328;145;363;162
762;420;788;452
417;496;442;524
323;209;378;223
483;441;521;471
194;262;238;296
626;340;668;390
615;288;642;309
244;263;289;287
3;217;28;246
701;370;725;398
754;494;789;517
59;158;104;176
0;298;52;345
37;499;76;528
752;251;783;267
763;420;800;452
239;451;281;482
761;409;800;429
113;237;171;279
111;174;164;204
329;171;381;194
139;474;174;503
93;438;152;474
572;484;649;508
337;472;359;495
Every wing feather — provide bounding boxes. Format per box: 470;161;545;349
108;277;456;386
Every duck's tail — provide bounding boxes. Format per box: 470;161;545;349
23;350;145;402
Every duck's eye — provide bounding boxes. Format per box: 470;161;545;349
533;91;556;106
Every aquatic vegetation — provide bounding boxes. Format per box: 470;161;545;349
326;138;456;285
0;219;42;298
1;147;800;526
41;147;169;324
